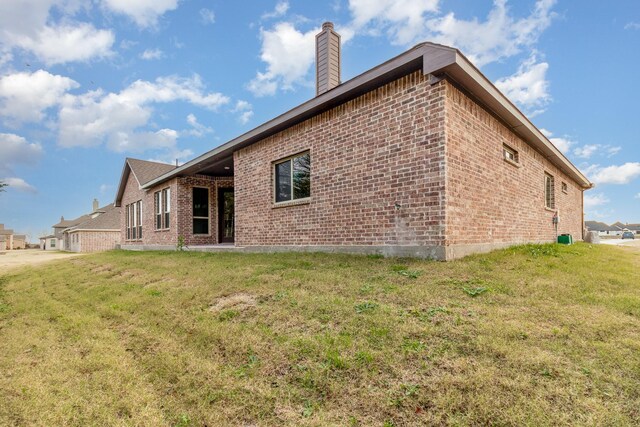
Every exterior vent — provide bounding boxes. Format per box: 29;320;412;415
316;22;341;96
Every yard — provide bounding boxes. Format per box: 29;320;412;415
0;244;639;426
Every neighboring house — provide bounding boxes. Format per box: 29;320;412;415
41;199;121;252
39;235;58;251
585;221;640;236
611;222;640;235
12;234;26;249
0;224;27;250
585;221;615;236
64;204;121;252
115;23;592;260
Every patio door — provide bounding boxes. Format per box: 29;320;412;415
218;188;234;243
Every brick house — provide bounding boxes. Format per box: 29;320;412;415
40;199;120;251
115;23;591;260
0;224;26;250
64;203;121;252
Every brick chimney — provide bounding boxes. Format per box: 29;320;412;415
316;22;341;96
93;198;99;212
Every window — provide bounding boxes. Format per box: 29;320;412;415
126;200;142;240
154;192;161;230
163;188;170;229
503;144;519;164
274;151;310;203
561;182;568;194
193;187;209;234
545;173;555;209
136;200;142;239
50;239;56;248
154;188;171;230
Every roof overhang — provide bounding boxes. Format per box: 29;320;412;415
143;43;592;190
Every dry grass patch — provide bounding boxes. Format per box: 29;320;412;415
0;243;639;426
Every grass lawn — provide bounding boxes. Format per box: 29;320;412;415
1;243;639;426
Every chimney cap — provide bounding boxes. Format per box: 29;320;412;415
322;22;334;31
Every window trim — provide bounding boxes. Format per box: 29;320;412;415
503;144;520;167
544;172;555;210
192;186;211;235
561;181;568;194
125;200;143;241
154;187;171;231
273;150;311;205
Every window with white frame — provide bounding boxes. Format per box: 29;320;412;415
126;200;142;240
274;151;310;203
503;144;519;164
154;188;171;230
545;173;555;209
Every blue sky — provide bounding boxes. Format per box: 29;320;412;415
1;0;639;240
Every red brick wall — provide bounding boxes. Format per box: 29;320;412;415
120;172;179;246
119;169;233;247
444;81;584;249
176;175;234;246
76;231;120;252
234;71;447;249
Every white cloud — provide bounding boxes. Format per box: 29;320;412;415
108;128;178;153
0;1;113;64
541;130;575;155
262;1;290;20
185;113;213;137
58;75;229;155
10;23;115;65
101;0;180;28
140;48;165;60
495;52;550;112
1;177;37;194
0;133;43;175
589;162;640;185
584;193;609;209
99;184;113;194
0;52;13;70
549;137;573;154
423;0;556;66
232;100;254;124
349;0;439;44
635;193;640;200
625;22;640;30
606;146;621;157
573;144;599;159
0;70;79;123
247;23;319;96
199;8;215;25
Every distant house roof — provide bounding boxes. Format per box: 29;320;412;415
114;158;176;206
39;234;56;239
0;228;14;235
53;215;91;229
141;42;592;190
585;221;615;232
66;204;120;231
12;234;26;239
611;222;640;231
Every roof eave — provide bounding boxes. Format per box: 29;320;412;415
434;49;592;189
142;42;592;190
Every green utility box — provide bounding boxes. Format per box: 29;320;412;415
557;234;573;245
